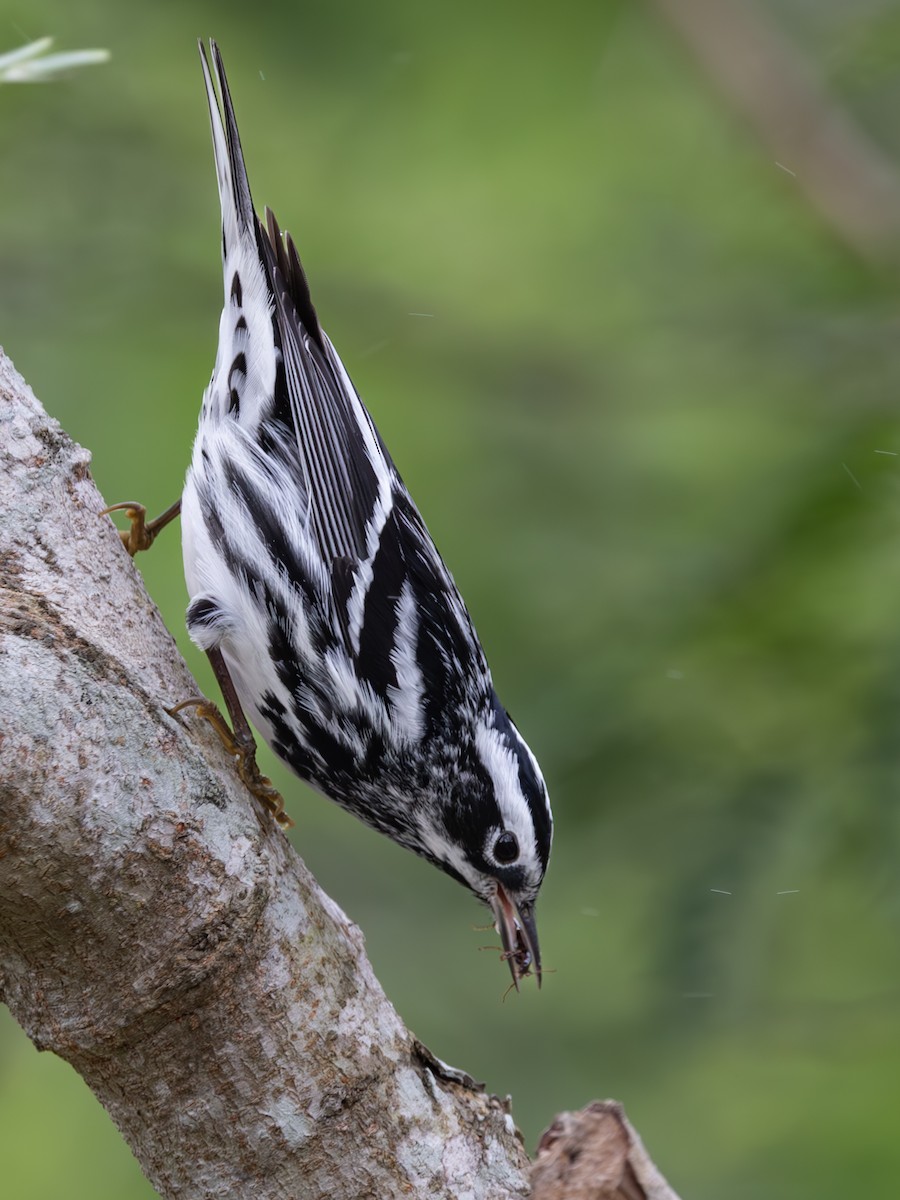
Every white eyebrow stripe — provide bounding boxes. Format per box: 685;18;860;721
474;722;536;857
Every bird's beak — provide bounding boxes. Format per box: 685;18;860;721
491;884;541;989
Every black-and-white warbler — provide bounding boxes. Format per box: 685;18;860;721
117;41;553;987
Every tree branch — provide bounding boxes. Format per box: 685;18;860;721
0;348;681;1199
531;1102;682;1200
652;0;900;267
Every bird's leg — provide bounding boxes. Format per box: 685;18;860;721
101;498;183;556
169;647;292;828
105;494;290;829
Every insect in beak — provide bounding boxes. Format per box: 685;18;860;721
491;884;541;990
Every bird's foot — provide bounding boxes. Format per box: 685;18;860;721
101;498;182;556
168;696;293;828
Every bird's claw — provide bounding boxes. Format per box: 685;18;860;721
101;499;182;556
168;696;293;828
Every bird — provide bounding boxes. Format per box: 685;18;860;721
116;40;553;987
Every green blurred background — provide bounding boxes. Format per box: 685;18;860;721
4;1;900;1196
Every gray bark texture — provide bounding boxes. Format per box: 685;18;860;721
0;349;683;1200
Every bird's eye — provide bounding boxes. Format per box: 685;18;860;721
493;831;519;864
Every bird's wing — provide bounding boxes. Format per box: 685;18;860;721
199;39;390;568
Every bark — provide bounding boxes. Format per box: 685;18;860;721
531;1103;681;1200
0;348;681;1199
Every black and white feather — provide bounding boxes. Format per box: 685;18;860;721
183;40;553;984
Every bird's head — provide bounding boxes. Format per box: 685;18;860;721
421;692;552;988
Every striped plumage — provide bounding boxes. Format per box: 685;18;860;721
183;41;552;984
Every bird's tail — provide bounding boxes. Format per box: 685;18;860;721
199;39;257;257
